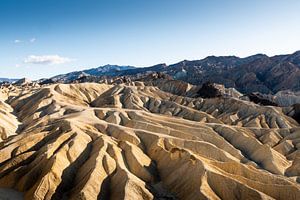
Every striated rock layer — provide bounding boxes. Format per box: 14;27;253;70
0;83;300;199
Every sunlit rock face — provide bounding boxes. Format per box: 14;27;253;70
1;82;300;200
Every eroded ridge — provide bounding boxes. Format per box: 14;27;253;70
0;83;300;200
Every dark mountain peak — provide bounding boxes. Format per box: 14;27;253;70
172;60;189;67
292;50;300;55
204;55;217;59
201;55;241;66
204;55;240;60
242;53;269;63
86;64;135;73
203;55;230;60
143;63;168;71
270;51;300;64
150;63;168;68
285;51;300;65
247;53;267;58
102;64;134;68
83;65;135;77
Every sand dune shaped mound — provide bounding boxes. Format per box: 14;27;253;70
1;82;300;200
0;100;20;141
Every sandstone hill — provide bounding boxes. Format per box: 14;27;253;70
1;82;300;199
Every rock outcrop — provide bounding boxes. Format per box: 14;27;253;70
243;92;279;106
243;91;300;107
13;78;32;86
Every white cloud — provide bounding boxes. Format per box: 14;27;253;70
14;39;22;43
24;55;73;65
29;38;36;43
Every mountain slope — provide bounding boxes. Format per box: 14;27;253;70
49;65;135;83
138;51;300;94
45;51;300;94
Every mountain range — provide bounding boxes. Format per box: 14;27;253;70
40;51;300;94
49;65;135;83
0;78;18;83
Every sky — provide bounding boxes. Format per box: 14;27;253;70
1;0;300;79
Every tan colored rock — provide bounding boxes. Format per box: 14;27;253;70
0;82;300;199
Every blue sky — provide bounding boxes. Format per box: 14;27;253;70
1;0;300;79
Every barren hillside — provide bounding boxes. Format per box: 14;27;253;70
1;82;300;199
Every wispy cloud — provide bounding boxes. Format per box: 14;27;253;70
29;38;36;43
14;39;22;43
14;38;36;44
24;55;73;65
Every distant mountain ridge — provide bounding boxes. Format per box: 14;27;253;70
0;78;18;83
50;65;135;82
45;51;300;94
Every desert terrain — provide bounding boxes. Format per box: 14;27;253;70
0;79;300;200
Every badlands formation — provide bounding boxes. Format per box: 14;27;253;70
0;81;300;199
